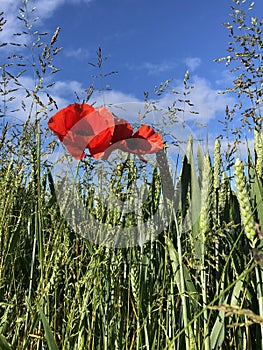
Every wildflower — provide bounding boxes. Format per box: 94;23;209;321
48;103;114;160
102;123;164;161
48;103;164;161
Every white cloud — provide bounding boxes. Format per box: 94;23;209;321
29;0;93;19
1;76;72;123
160;75;236;123
3;73;235;125
64;47;90;60
190;75;234;121
1;1;21;43
50;80;84;100
32;0;65;19
210;136;254;167
184;57;201;72
130;57;199;76
1;72;235;126
1;70;238;164
127;61;177;76
93;90;138;106
0;0;93;44
215;69;235;87
143;61;177;75
1;77;139;122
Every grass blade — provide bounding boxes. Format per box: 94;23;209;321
38;306;59;350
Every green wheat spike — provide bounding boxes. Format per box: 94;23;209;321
254;128;263;179
213;139;221;191
116;249;123;269
218;172;230;218
199;153;213;350
151;167;161;210
130;264;140;308
234;158;256;244
254;128;260;153
200;153;213;236
197;144;204;184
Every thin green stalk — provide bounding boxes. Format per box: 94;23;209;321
199;153;213;350
23;218;37;342
213;139;221;290
156;148;194;349
174;211;191;350
164;260;257;350
255;266;263;349
234;156;262;345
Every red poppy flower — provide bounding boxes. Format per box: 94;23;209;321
111;118;133;143
102;123;164;161
48;103;115;160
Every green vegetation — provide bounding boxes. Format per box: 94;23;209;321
0;0;263;349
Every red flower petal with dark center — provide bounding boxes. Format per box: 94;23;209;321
48;103;164;161
62;131;85;160
111;118;133;143
132;125;164;153
102;124;164;160
48;104;114;160
48;103;95;141
87;107;115;159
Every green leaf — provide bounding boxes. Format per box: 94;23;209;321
210;307;225;349
0;334;12;350
166;237;199;304
38;306;59;350
248;149;263;228
180;155;191;220
197;145;204;184
186;136;201;256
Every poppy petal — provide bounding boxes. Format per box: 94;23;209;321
48;104;114;160
111;118;133;143
64;103;95;131
132;125;164;153
86;106;115;158
62;131;85;160
48;103;95;141
102;124;164;160
101;140;128;160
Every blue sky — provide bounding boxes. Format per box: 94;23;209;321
1;0;263;155
48;0;232;97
